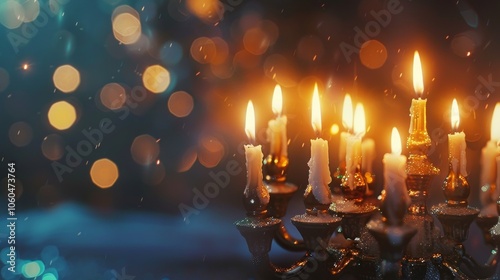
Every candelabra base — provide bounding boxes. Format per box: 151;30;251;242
366;219;418;278
431;204;479;243
329;198;378;240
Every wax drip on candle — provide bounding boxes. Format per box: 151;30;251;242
243;101;269;217
304;84;332;212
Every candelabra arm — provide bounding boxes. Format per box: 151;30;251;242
458;250;499;279
329;249;358;275
274;221;306;251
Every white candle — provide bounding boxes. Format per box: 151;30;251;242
480;103;500;206
383;127;410;224
448;99;467;176
307;84;332;204
345;103;365;189
244;101;269;204
267;85;288;157
409;51;427;135
339;94;353;163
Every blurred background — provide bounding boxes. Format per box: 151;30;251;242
1;0;500;279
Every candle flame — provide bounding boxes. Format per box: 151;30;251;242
451;98;460;132
311;83;322;135
353;103;365;135
342;94;353;131
413;51;424;97
272;84;283;116
492;103;500;142
391;127;402;155
245;101;256;143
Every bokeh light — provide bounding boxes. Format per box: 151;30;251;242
198;135;224;168
168;91;194;118
130;134;160;165
243;28;270;55
47;101;77;130
186;0;223;24
451;31;480;57
100;83;127;110
90;158;119;189
142;65;170;94
330;124;340;135
0;0;25;29
359;40;387;69
0;67;9;92
8;121;33;147
53;65;81;93
41;246;60;264
42;273;58;280
211;37;229;65
177;147;197;172
41;134;65;160
190;37;216;64
22;260;45;278
112;5;142;45
233;50;260;69
21;0;40;23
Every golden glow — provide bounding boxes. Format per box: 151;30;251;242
90;158;119;189
245;101;256;143
48;101;77;130
353;103;365;136
272;84;283;116
53;65;81;93
491;103;500;142
142;65;170;94
413;51;424;97
342;93;353;130
311;83;322;134
391;127;402;156
330;124;340;135
451;99;460;132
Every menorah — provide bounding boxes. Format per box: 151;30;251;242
235;131;500;279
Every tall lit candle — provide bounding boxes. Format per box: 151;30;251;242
448;99;467;176
408;51;430;144
306;84;332;205
480;103;500;207
339;94;353;164
382;127;410;225
267;85;288;157
244;101;269;211
345;103;365;189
